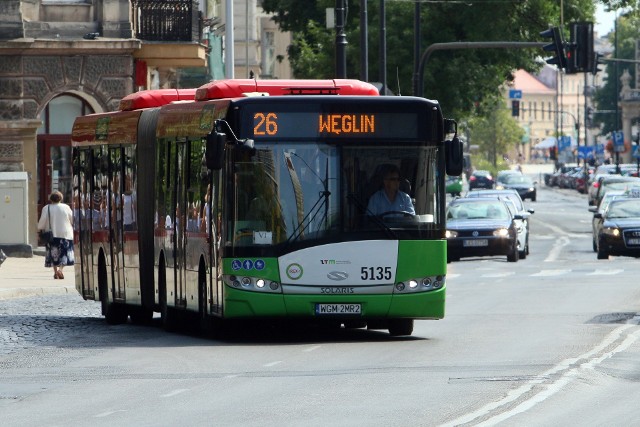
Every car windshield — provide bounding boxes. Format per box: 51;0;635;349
504;175;533;185
606;199;640;219
448;201;509;220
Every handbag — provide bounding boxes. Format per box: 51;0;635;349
39;206;54;244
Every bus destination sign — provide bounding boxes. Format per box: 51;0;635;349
248;111;419;139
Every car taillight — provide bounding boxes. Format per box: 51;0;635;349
470;176;476;181
593;182;600;188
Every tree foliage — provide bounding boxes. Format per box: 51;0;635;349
468;103;525;168
593;12;639;135
261;0;595;121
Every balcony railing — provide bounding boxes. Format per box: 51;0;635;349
132;0;201;42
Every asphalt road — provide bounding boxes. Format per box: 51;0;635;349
1;183;639;427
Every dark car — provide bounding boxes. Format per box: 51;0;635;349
446;198;521;262
590;190;625;252
466;189;534;259
468;170;495;190
595;196;640;259
500;174;537;201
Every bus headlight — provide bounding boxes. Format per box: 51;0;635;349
395;275;445;293
256;279;265;288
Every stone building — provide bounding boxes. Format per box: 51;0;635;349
0;0;291;255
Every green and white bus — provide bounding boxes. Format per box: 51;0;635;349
71;79;462;336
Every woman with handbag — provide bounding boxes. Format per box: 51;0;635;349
37;190;75;279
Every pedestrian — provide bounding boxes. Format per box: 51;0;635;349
37;190;75;279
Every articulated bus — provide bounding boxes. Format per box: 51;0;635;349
71;79;462;336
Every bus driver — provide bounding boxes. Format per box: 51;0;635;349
367;164;415;216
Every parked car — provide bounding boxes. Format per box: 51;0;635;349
445;197;521;262
446;175;466;197
466;189;534;258
594;196;640;259
500;174;537;201
468;170;495;190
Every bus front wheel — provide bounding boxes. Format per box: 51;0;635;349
388;319;414;336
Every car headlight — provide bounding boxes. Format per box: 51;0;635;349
602;227;621;237
493;228;510;237
528;187;535;192
445;230;458;238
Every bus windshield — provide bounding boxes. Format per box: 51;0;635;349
227;142;440;250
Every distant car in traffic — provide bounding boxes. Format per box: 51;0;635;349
468;170;495;190
445;197;521;262
590;190;625;252
594;195;640;259
592;175;640;207
496;169;522;186
446;175;466;197
499;174;537;201
466;189;534;259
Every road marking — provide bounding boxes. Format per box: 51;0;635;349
162;389;189;397
303;345;321;352
95;410;127;418
446;273;461;279
587;269;624;275
530;269;571;277
441;324;640;427
482;272;516;278
263;360;283;367
544;235;570;262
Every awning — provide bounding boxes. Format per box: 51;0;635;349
533;137;556;149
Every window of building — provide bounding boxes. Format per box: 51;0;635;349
37;94;93;134
262;30;276;78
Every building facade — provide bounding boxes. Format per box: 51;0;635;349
0;0;291;254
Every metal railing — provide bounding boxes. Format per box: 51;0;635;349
132;0;201;42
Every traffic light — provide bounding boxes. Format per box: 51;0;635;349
592;52;603;75
511;100;520;117
540;26;567;69
571;22;594;73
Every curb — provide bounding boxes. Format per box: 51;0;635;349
0;286;76;301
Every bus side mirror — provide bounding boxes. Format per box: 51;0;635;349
206;132;226;170
445;136;464;176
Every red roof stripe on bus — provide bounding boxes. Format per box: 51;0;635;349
195;79;379;101
119;89;197;111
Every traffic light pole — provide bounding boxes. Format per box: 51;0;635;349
412;42;545;97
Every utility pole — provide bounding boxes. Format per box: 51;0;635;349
360;0;368;81
335;0;347;78
379;0;387;93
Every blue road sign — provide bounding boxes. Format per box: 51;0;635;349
613;131;625;152
509;89;522;99
559;136;572;151
633;145;640;159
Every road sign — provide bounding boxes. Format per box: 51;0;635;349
577;146;594;159
558;136;572;151
633;145;640;159
613;131;625;152
509;89;522;99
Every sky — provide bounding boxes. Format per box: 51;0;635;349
595;4;616;36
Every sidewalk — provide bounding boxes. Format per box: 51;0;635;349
0;250;77;300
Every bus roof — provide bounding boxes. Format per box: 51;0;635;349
195;79;379;101
119;89;198;111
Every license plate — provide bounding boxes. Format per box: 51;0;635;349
627;238;640;245
316;303;361;315
463;239;488;247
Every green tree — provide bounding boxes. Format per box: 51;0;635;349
593;13;639;135
468;104;525;170
262;0;595;120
